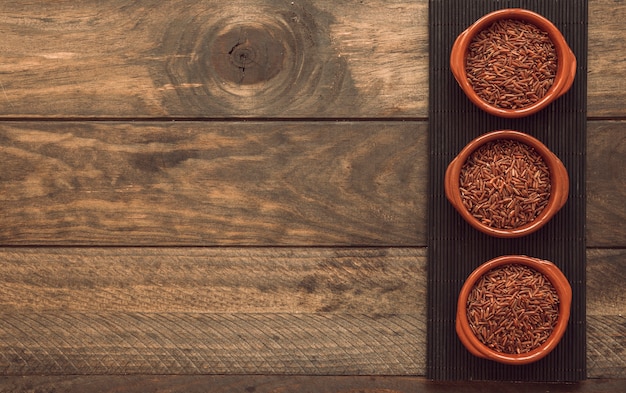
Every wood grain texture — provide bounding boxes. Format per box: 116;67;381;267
1;376;625;393
588;0;626;117
587;249;626;316
2;121;625;247
587;122;626;247
0;247;623;377
0;247;426;314
0;313;622;377
0;0;426;118
0;121;426;246
0;0;624;118
0;312;426;375
587;316;626;379
1;312;622;377
586;250;626;379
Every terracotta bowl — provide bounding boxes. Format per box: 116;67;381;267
445;130;569;238
456;255;572;365
450;8;576;118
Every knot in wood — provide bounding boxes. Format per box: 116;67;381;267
210;26;284;85
160;3;351;115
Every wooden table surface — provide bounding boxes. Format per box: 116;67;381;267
0;1;624;392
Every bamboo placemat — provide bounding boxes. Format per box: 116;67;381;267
427;0;587;382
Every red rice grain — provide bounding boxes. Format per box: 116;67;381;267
459;139;551;230
466;264;559;354
466;18;558;109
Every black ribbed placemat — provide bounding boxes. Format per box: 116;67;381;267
427;0;587;382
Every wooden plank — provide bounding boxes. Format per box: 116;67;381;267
0;314;623;378
588;316;626;379
0;121;427;246
0;0;623;118
0;247;427;375
1;312;622;378
587;122;626;247
0;312;426;375
0;247;427;314
588;0;626;117
0;247;624;377
1;120;624;247
587;249;626;316
0;0;426;118
0;247;428;375
585;248;626;379
0;376;625;393
0;247;620;316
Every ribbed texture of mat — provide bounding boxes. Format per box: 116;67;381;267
427;0;587;382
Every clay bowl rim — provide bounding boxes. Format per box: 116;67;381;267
450;8;577;118
456;254;572;365
444;130;569;238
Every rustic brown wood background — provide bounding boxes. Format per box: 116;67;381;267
0;0;624;391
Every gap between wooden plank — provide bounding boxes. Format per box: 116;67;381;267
0;375;625;393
